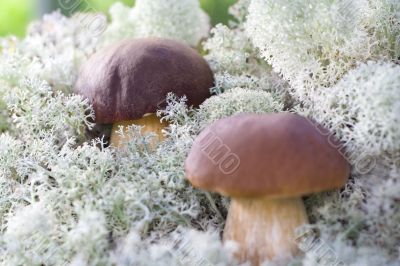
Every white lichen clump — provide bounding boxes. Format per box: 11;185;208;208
303;61;400;158
0;0;399;265
102;0;210;47
197;88;284;127
245;0;400;101
204;0;290;103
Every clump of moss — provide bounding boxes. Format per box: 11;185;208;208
246;0;400;103
102;0;210;47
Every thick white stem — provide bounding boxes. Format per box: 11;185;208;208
223;197;308;265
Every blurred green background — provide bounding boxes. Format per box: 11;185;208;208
0;0;237;37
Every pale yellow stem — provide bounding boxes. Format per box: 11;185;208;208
110;113;168;148
223;197;308;265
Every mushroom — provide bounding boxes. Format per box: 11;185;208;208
74;37;214;147
185;113;350;265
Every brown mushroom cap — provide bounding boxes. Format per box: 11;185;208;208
185;113;350;198
74;37;214;123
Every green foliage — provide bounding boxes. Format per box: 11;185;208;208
0;0;34;37
200;0;237;25
86;0;135;12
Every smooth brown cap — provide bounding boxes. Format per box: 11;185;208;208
185;113;350;198
74;37;213;123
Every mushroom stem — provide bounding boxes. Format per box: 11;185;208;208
223;197;308;265
110;113;167;148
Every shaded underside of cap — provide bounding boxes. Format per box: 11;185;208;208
185;113;350;198
74;37;214;123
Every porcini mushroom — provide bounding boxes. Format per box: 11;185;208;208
74;37;213;147
185;113;350;265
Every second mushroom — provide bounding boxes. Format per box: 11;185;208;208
185;113;350;265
